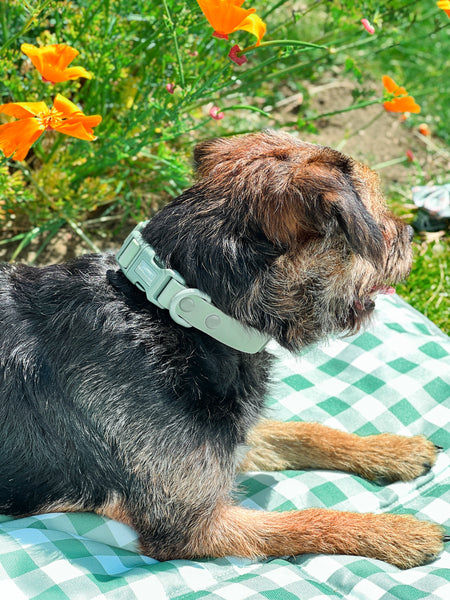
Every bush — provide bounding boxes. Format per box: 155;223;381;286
1;0;449;328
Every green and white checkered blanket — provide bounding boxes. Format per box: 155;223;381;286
1;294;449;599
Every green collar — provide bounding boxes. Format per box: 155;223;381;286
116;222;270;354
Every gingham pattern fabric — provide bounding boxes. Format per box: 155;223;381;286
1;294;449;599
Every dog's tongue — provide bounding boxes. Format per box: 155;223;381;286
369;285;396;296
377;286;396;295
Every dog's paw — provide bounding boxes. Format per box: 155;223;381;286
365;514;445;569
357;433;440;483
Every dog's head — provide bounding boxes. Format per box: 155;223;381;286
145;130;413;351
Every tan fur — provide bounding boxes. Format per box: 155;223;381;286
36;500;87;515
160;503;444;570
240;420;438;482
96;494;135;528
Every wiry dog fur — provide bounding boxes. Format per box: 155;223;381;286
0;130;446;569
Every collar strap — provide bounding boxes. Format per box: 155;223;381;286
116;222;270;354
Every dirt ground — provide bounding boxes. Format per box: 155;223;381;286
1;76;448;265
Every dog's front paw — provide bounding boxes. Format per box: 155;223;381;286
357;433;440;483
364;514;445;569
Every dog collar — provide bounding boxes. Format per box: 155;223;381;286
116;222;270;354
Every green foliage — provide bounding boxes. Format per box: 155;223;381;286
397;239;449;332
0;0;448;329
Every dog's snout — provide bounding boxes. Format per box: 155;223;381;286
406;225;414;242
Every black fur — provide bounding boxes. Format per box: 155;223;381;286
0;131;413;559
0;256;271;527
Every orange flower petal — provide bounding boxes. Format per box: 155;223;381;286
52;44;80;70
38;65;93;83
21;43;79;70
384;97;421;113
0;118;44;161
21;43;45;75
382;75;407;96
382;75;420;114
233;12;266;45
53;115;102;140
437;1;450;18
60;66;92;80
0;101;48;119
53;93;83;117
382;75;397;94
52;94;102;138
20;43;92;83
197;0;264;41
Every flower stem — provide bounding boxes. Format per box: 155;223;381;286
239;39;328;56
370;156;409;170
222;105;274;119
162;0;185;88
303;98;383;123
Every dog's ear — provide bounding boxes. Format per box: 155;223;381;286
291;161;385;264
329;184;385;264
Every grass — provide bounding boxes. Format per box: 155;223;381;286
398;238;448;330
0;0;449;331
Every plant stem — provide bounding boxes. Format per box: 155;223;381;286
0;0;53;54
239;38;328;56
370;156;408;170
10;227;42;262
303;98;383;123
162;0;185;88
65;217;102;253
0;2;8;43
222;105;274;119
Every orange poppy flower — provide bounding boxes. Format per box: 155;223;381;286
197;0;266;46
382;76;421;114
437;1;450;18
21;43;92;83
0;94;101;161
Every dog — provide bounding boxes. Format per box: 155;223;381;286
0;130;446;569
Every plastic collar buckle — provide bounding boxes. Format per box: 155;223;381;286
116;222;270;354
115;221;180;308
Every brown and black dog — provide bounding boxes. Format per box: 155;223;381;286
0;130;446;569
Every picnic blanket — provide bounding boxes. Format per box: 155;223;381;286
1;293;449;599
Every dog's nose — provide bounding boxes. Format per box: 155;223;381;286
406;225;414;242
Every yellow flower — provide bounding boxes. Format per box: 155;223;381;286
437;1;450;18
21;43;92;83
0;94;101;161
382;76;420;114
197;0;266;46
